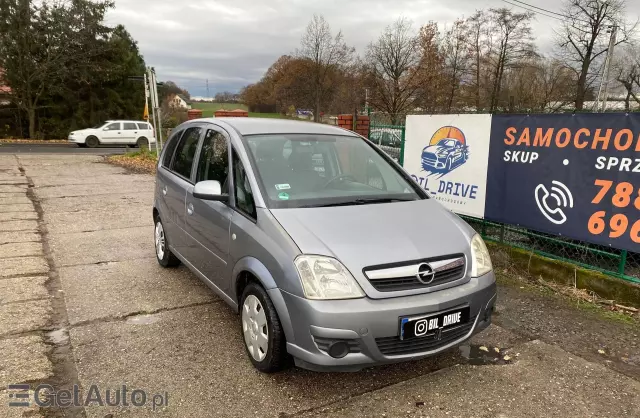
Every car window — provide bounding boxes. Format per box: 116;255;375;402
233;149;256;218
104;123;120;131
137;123;149;130
195;129;229;191
162;130;184;167
170;127;202;180
123;122;138;130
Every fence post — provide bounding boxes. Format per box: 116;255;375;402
618;250;628;275
499;224;505;243
367;107;371;139
399;126;406;166
481;219;487;237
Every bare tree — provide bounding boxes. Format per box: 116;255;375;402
556;0;635;110
441;19;470;112
298;14;353;122
614;44;640;110
464;10;494;111
487;8;536;112
366;17;422;124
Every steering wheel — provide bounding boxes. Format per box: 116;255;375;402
322;174;357;189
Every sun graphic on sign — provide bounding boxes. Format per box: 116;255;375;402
429;126;466;146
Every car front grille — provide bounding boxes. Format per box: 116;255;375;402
364;256;466;292
375;315;476;356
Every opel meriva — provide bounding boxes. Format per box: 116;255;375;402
153;118;496;373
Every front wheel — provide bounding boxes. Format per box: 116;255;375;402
85;136;99;148
154;216;180;268
241;282;288;373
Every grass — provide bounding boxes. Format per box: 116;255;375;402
106;148;158;174
191;102;282;119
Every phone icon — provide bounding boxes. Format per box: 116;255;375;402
535;181;574;225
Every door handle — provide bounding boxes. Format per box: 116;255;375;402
162;186;167;196
187;203;194;216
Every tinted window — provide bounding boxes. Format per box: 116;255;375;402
233;149;256;218
104;123;120;131
137;123;150;130
162;130;184;167
170;127;201;179
196;129;229;187
123;123;138;130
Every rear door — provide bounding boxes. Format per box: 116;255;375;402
122;122;139;144
157;125;204;256
100;122;122;144
184;127;234;291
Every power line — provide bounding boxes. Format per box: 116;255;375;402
510;0;566;18
501;0;566;22
501;0;593;26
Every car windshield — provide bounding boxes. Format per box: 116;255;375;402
92;122;107;129
243;134;423;209
438;139;457;147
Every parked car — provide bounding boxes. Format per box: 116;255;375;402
369;128;402;148
153;118;496;373
68;120;156;148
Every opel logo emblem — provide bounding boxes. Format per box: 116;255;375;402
416;263;435;284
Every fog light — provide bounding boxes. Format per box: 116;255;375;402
327;341;349;359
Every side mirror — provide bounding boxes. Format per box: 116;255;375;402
193;180;228;202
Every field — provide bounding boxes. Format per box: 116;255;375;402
191;102;281;119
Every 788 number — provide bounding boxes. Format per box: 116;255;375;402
589;180;640;243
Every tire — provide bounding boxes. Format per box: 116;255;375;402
154;216;180;268
137;137;149;150
85;136;99;148
240;282;288;373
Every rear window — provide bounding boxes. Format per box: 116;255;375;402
137;123;151;130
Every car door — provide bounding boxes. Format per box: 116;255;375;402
100;122;122;143
159;125;204;256
122;122;139;144
184;127;234;291
156;128;184;249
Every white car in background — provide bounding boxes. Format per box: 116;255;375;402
68;120;156;148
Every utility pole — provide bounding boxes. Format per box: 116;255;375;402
147;68;159;154
206;79;210;100
364;87;369;113
594;24;618;112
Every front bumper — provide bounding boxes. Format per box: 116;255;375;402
272;272;496;372
68;136;84;144
422;155;446;169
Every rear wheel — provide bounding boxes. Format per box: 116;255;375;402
137;137;149;150
240;282;288;373
154;216;180;268
85;136;99;148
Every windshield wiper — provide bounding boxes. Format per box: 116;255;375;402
302;197;414;208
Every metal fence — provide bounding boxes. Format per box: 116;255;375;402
367;121;640;284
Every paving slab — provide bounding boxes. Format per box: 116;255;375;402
0;241;43;258
0;256;48;278
18;155;102;165
0;184;27;193
45;206;152;234
49;226;154;266
0;220;39;232
0;335;53;389
69;304;462;418
0;203;34;213
0;299;52;336
35;183;151;199
33;174;154;187
0;195;30;205
0;211;38;221
59;260;214;324
0;231;41;245
302;340;640;418
0;176;28;185
39;192;154;214
0;276;48;304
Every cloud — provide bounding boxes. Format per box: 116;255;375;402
107;0;640;96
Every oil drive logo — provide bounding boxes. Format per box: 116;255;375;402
421;126;470;176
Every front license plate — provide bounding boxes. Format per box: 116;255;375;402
400;307;470;340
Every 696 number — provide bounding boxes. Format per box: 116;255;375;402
588;212;640;243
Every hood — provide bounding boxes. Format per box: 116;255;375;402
423;144;452;155
270;199;475;298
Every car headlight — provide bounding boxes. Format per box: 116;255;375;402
470;234;492;277
294;255;365;300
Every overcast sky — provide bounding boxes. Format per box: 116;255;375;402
105;0;640;97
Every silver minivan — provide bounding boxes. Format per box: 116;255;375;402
153;118;496;373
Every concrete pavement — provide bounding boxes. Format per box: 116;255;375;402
0;153;639;417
